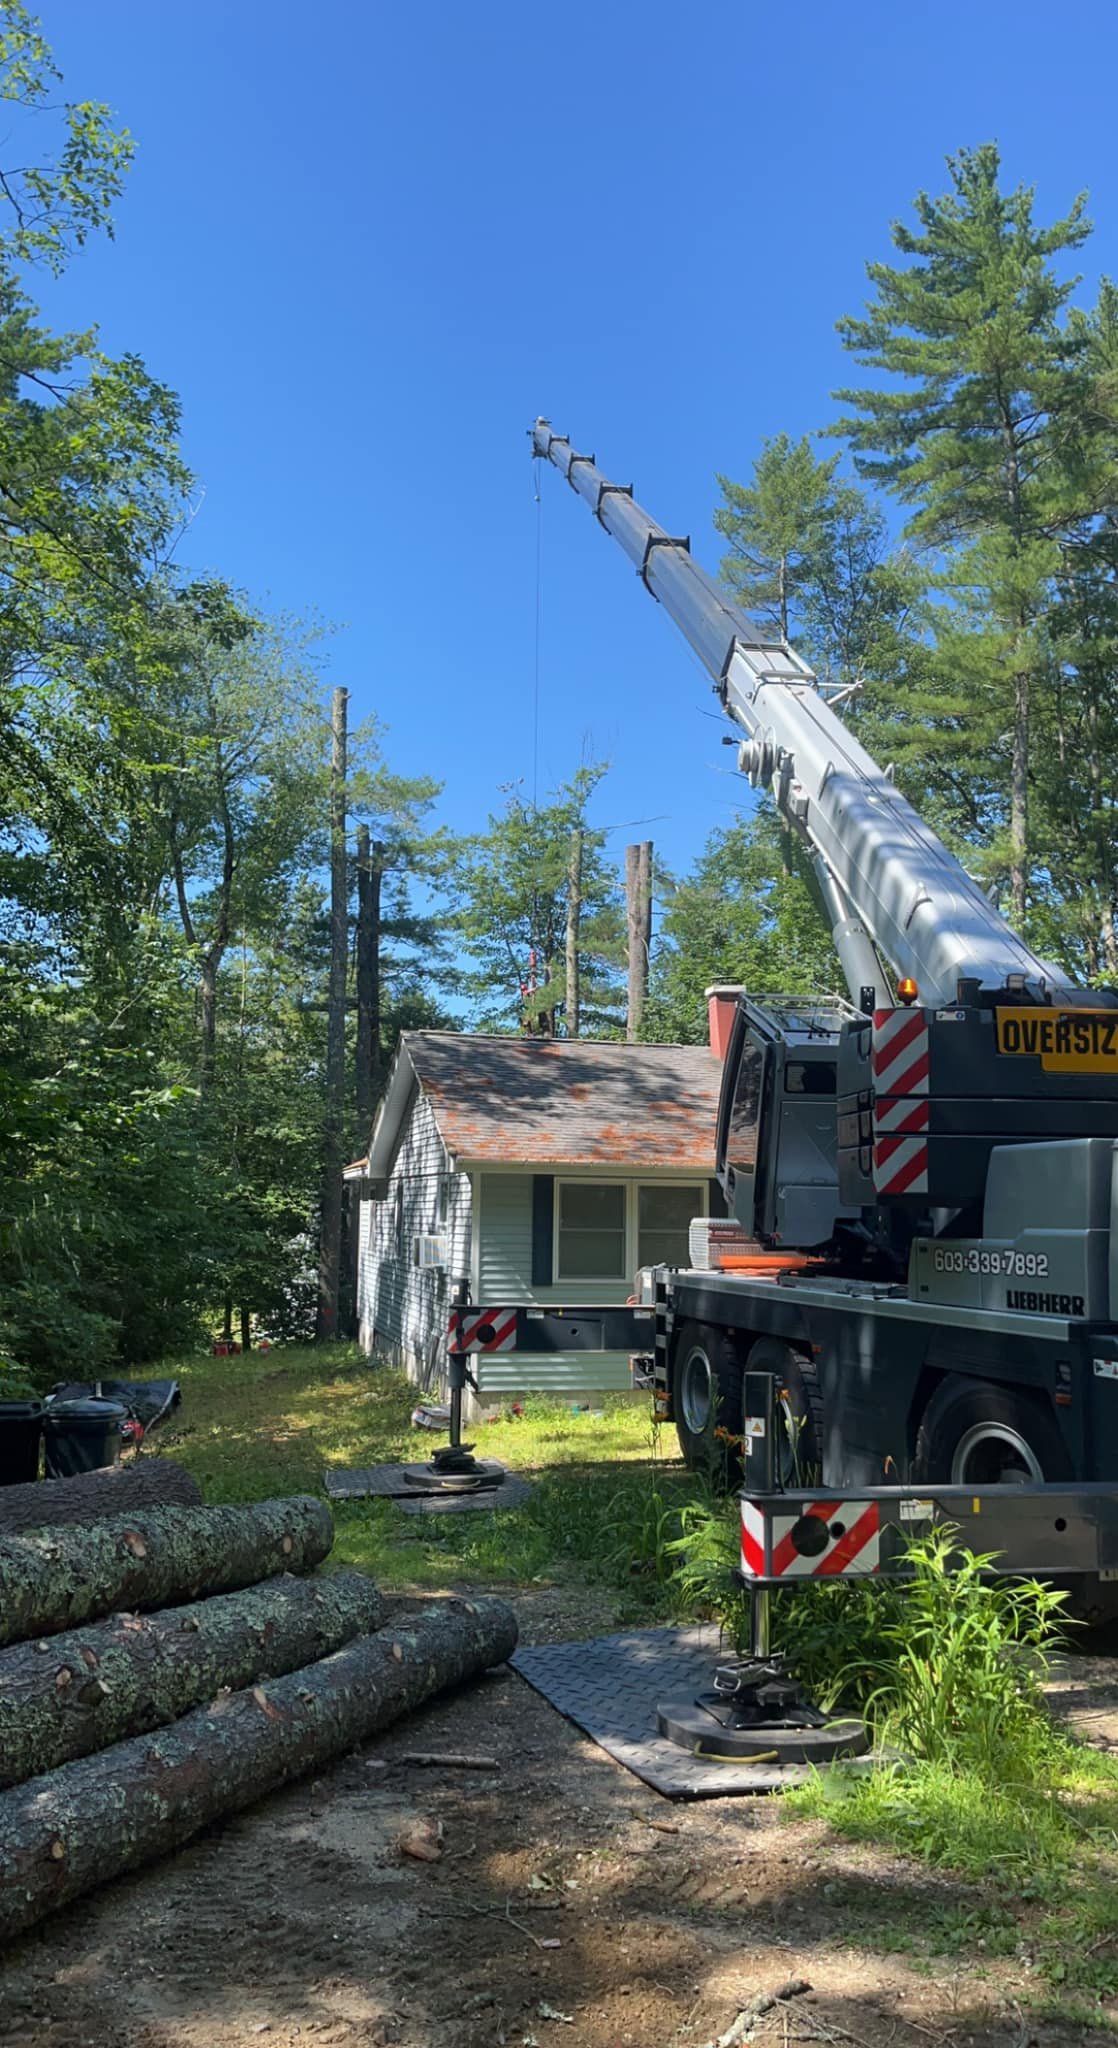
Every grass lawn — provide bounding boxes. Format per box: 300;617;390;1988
151;1340;704;1608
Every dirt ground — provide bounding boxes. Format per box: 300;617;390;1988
2;1590;1117;2048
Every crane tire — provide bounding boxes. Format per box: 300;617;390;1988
913;1377;1070;1487
911;1375;1118;1629
744;1338;824;1486
671;1322;745;1482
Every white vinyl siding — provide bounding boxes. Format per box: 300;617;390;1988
355;1090;471;1383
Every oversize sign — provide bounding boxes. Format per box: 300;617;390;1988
995;1008;1118;1074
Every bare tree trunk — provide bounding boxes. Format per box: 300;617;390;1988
240;1306;251;1354
1010;663;1029;933
317;687;349;1344
639;838;652;984
199;957;219;1095
626;840;653;1042
0;1571;388;1789
0;1596;517;1946
356;827;384;1127
0;1497;334;1649
565;825;582;1037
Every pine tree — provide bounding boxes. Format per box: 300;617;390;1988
833;144;1092;929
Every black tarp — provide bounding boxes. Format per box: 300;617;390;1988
46;1379;181;1430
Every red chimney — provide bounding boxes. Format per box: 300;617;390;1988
705;984;742;1061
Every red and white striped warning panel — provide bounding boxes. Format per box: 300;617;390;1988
872;1007;930;1197
740;1497;881;1580
447;1307;518;1353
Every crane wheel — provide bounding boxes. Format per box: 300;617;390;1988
670;1328;823;1489
670;1322;745;1482
911;1375;1118;1629
743;1338;824;1488
913;1376;1070;1488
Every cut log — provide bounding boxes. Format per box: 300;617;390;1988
0;1496;334;1649
0;1569;388;1787
0;1459;202;1536
0;1594;517;1943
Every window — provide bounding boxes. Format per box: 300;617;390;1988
638;1184;702;1269
727;1035;763;1172
784;1060;836;1096
556;1181;626;1280
552;1179;706;1283
393;1181;404;1260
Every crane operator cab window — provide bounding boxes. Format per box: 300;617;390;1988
784;1060;837;1096
726;1035;764;1175
721;1016;848;1249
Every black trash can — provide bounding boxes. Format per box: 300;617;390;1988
0;1399;44;1486
43;1398;126;1480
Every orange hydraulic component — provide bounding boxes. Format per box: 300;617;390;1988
715;1252;820;1274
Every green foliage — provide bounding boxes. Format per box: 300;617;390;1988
860;1525;1067;1775
0;3;133;273
0;8;453;1374
645;805;839;1042
451;765;625;1034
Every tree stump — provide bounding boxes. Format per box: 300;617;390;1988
0;1594;518;1943
0;1569;388;1786
0;1496;334;1648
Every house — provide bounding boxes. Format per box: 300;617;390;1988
346;1031;726;1403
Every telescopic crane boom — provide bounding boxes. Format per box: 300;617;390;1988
530;420;1067;1011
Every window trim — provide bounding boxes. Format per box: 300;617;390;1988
551;1175;708;1286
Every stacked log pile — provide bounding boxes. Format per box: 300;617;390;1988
0;1493;517;1941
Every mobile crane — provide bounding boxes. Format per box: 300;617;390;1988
445;423;1118;1609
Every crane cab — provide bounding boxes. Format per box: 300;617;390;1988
714;993;863;1251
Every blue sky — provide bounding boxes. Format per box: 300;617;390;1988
39;0;1118;882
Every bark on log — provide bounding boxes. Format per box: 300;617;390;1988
0;1497;334;1649
0;1459;202;1537
0;1594;517;1943
0;1569;387;1788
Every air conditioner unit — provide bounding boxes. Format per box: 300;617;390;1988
413;1234;448;1270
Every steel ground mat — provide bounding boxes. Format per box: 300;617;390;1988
511;1624;814;1797
324;1462;534;1515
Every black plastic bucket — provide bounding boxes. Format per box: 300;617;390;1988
0;1399;44;1486
43;1398;126;1480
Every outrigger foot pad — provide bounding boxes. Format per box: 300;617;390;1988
656;1697;868;1764
401;1456;506;1494
657;1651;868;1763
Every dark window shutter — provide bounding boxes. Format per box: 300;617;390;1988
708;1177;728;1219
531;1175;555;1286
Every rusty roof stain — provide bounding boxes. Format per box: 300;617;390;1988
399;1032;722;1171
